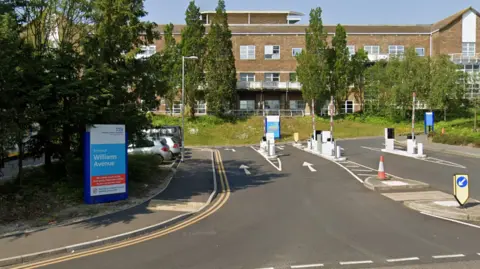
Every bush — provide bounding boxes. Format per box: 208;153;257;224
431;133;480;148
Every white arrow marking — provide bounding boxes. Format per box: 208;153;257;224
225;148;236;152
276;146;284;150
303;162;316;172
239;164;251;175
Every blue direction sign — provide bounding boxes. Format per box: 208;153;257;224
453;174;469;206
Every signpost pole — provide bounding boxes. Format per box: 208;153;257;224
412;92;416;142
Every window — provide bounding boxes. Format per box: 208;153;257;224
265;100;280;109
240;100;255;110
364;45;380;55
239;73;255;81
289;100;305;110
347;45;355;56
292;48;302;56
265;45;280;59
240;45;255;60
264;73;280;82
343;100;354;114
289;72;297;82
136;45;156;59
195;100;206;114
415;47;425;57
388;45;405;56
462;42;476;57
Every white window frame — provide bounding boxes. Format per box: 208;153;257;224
239;73;255;82
194;100;207;114
264;73;280;82
289;100;305;110
265;45;280;59
264;100;280;110
292;48;302;56
343;100;354;114
462;42;476;57
388;45;405;56
347;45;355;56
415;47;425;57
364;45;380;55
240;45;255;60
239;100;255;110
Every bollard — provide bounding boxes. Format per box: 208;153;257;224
307;139;312;150
336;146;342;158
268;141;276;156
417;143;424;156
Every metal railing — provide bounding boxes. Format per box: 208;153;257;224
228;109;305;117
236;81;302;90
449;53;480;64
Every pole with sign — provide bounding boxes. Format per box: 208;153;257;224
453;174;469;207
412;92;416;142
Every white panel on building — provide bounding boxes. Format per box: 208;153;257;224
462;10;477;43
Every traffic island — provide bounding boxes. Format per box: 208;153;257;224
364;176;429;192
405;200;480;221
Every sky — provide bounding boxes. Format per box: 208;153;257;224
143;0;480;25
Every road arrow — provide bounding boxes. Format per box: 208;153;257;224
225;148;236;152
276;146;285;150
239;165;251;175
303;162;316;172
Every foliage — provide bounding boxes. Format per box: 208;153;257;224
329;24;350;109
161;23;181;114
180;1;205;117
349;49;369;111
204;0;237;115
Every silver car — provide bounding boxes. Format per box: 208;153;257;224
128;137;173;163
158;136;181;156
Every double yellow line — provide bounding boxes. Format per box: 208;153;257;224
13;149;230;269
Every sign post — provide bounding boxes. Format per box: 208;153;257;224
265;116;281;139
84;124;128;204
453;174;469;207
424;112;434;134
412;92;416;142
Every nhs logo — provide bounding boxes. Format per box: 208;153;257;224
116;127;124;132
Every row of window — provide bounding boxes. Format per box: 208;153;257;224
239;73;297;82
238;100;355;113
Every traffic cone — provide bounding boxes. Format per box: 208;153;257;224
378;155;386;180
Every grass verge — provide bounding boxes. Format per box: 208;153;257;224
428;118;480;147
0;154;168;227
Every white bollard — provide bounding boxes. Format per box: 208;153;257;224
417;143;424;156
269;141;276;156
407;139;415;154
307;140;312;150
336;146;342;158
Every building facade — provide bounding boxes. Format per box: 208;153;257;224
146;7;480;116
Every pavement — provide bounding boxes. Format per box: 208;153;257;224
396;134;480;159
0;149;215;267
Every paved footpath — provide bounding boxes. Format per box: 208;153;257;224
0;149;215;264
397;134;480;158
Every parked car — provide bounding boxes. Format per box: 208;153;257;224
157;135;181;156
146;126;182;144
127;136;173;163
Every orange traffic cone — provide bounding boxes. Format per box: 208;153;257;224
378;155;386;180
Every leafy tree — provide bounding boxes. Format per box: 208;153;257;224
330;24;350;111
296;7;328;133
204;0;236;115
180;1;205;117
161;23;181;115
349;48;369;111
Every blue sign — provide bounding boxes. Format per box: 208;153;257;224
424;112;434;134
84;124;128;204
265;116;281;139
456;176;468;188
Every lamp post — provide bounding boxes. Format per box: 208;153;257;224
181;56;198;162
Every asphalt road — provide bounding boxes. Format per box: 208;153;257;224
36;144;480;269
337;137;480;199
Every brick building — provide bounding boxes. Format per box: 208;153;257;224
143;7;480;116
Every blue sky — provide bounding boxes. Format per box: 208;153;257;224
143;0;480;25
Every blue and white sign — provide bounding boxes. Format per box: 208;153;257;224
424;112;434;134
84;124;128;204
453;174;469;206
265;116;281;139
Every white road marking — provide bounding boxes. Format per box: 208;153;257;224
339;260;373;265
361;146;382;152
351;169;373;172
256;267;275;269
332;161;364;184
357;174;378;177
239;164;251;175
303;161;317;172
420;212;480;229
250;146;282;171
224;148;236;152
291;263;324;268
386;257;419;262
432;254;465;259
346;165;360;168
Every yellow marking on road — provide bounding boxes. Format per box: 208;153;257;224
13;149;230;269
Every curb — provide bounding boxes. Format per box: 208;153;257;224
364;177;429;192
0;149;219;268
396;140;480;159
0;160;181;239
404;201;480;222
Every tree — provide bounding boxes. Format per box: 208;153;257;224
204;0;236;115
349;48;369;111
296;7;328;134
161;23;181;115
330;24;350;111
180;1;205;117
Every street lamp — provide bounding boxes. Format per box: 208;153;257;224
181;55;198;162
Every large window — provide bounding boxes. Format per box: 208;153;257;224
239;73;255;81
195;100;206;114
264;100;280;109
239;100;255;110
292;48;302;56
462;42;476;57
343;100;354;114
265;45;280;59
289;100;305;110
347;45;355;56
415;47;425;57
388;45;405;56
264;73;280;82
289;72;297;82
364;45;380;55
240;45;255;60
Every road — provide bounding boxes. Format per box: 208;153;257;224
22;141;480;269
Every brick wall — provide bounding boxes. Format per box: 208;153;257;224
477;15;480;53
437;17;462;55
347;34;430;55
227;14;249;24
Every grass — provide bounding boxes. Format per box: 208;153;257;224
428;118;480;147
0;154;166;225
150;114;424;146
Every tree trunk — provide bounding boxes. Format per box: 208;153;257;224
311;99;315;136
17;140;24;184
443;107;447;122
62;123;71;175
475;105;478;132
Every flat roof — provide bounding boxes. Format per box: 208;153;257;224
200;10;304;16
